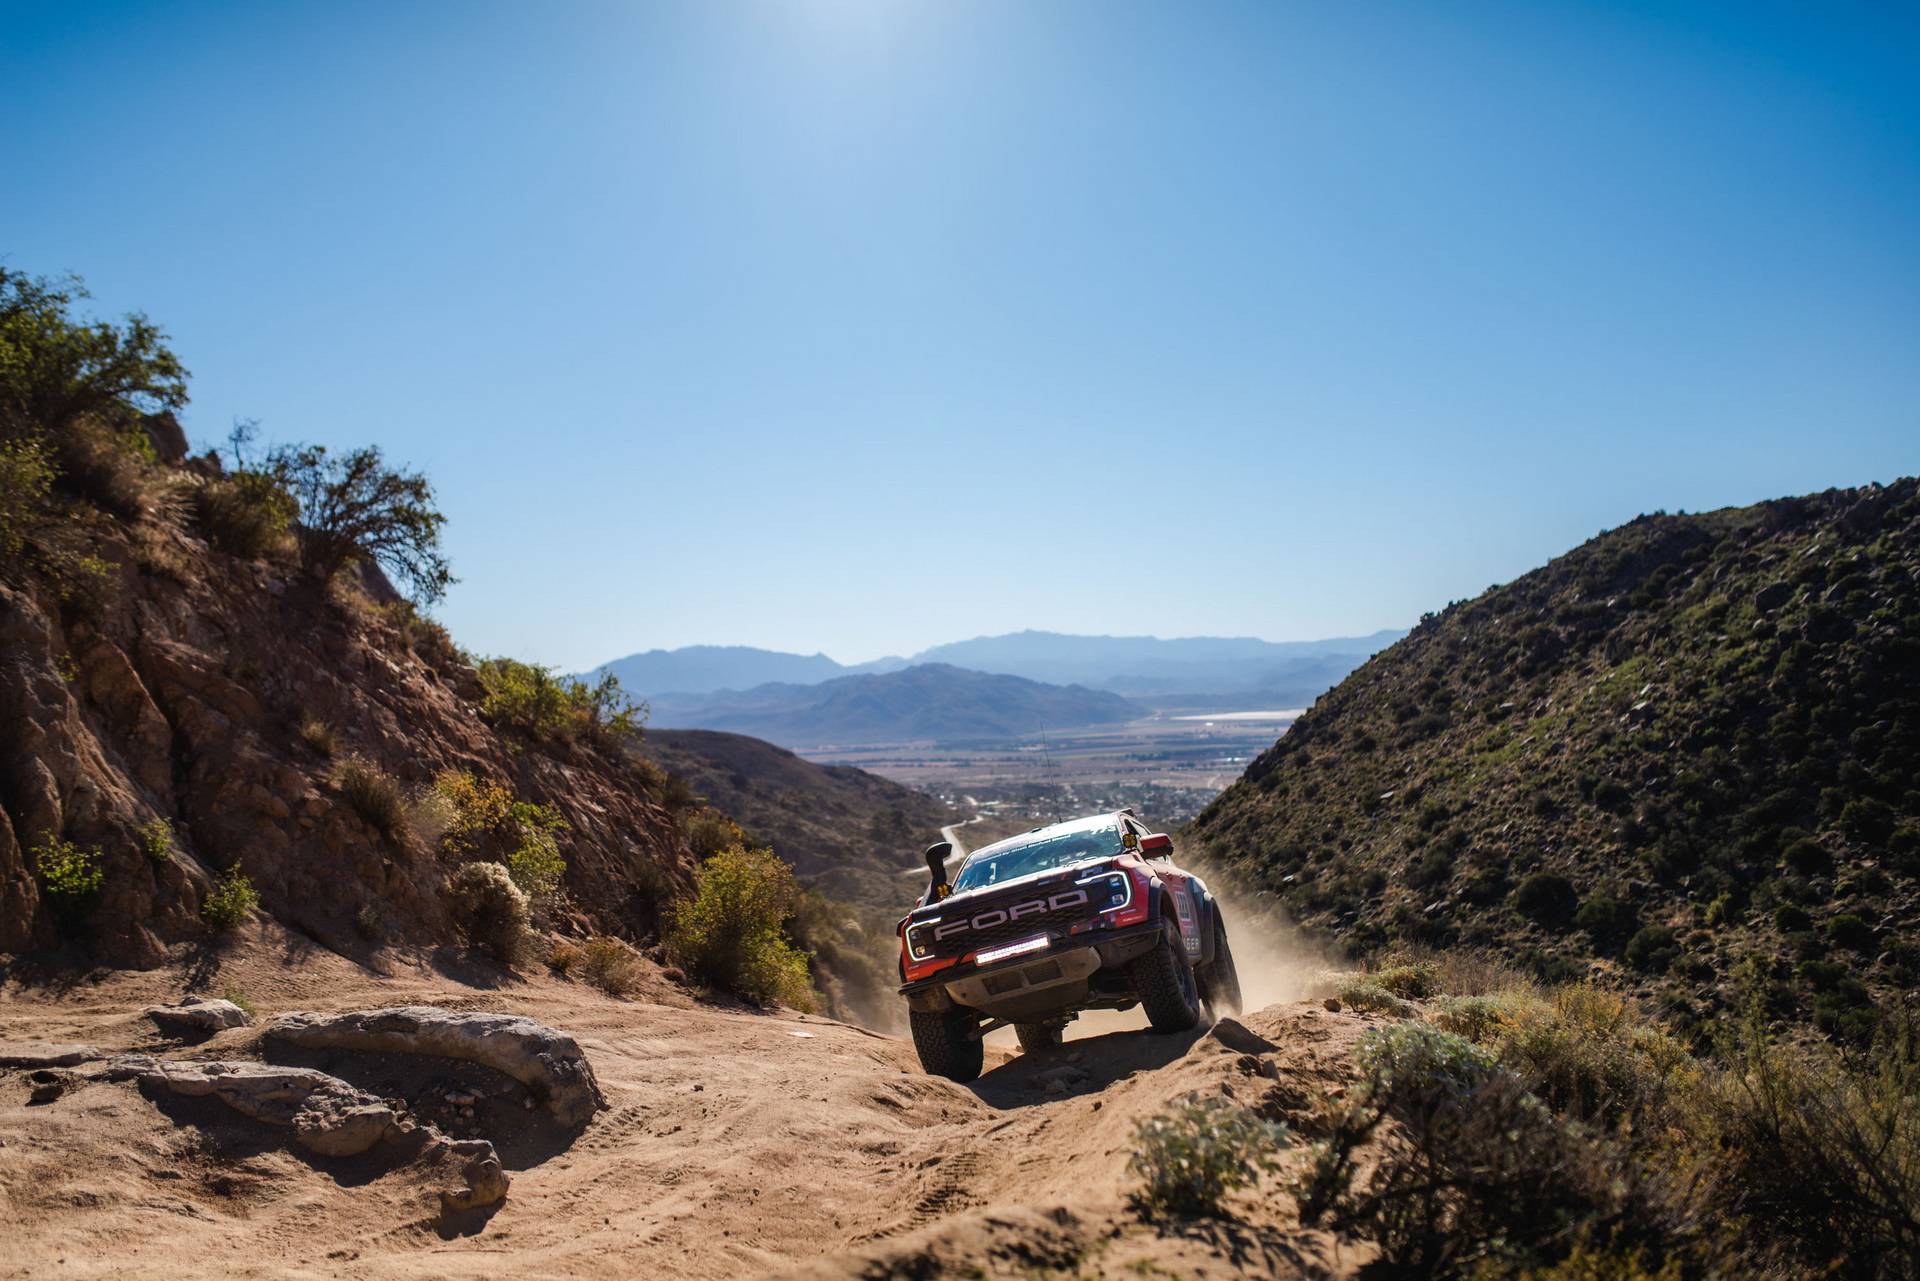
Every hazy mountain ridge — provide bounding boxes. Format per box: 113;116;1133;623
1189;479;1920;1045
589;628;1403;700
646;663;1139;746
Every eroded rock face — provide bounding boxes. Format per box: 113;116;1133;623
145;997;252;1035
0;507;691;965
106;1056;398;1156
268;1006;605;1127
104;1054;509;1208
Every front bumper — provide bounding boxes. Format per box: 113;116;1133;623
898;921;1164;1016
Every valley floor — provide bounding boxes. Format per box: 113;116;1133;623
0;928;1370;1280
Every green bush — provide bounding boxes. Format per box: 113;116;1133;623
1624;925;1679;973
475;658;644;746
1696;1013;1920;1277
1293;1023;1640;1278
260;441;452;603
1339;978;1416;1017
0;436;55;570
1128;1093;1287;1217
503;800;569;899
444;861;530;965
1371;960;1440;999
1514;873;1579;926
683;809;748;860
1573;895;1639;950
138;817;174;864
33;836;104;926
577;935;641;997
195;469;296;559
335;756;405;839
0;268;187;433
200;868;258;931
665;845;815;1010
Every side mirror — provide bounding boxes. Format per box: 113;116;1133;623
924;841;954;899
1140;833;1174;859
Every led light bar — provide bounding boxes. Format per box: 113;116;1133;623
974;934;1050;966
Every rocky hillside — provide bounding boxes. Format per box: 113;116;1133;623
1190;479;1920;1044
0;417;694;968
639;729;953;909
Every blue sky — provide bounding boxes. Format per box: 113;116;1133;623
4;1;1915;670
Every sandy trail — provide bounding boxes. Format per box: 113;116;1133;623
0;926;1369;1280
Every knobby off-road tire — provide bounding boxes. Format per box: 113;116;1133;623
1131;929;1202;1033
1014;1022;1064;1054
910;1006;984;1082
1202;913;1243;1019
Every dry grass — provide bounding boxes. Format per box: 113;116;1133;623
334;755;405;840
578;936;640;997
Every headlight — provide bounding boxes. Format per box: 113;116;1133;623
1075;869;1133;915
906;918;940;961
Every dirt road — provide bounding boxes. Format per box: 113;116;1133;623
0;927;1368;1280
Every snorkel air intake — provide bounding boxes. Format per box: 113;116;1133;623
924;840;954;901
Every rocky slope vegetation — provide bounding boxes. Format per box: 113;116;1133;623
638;728;953;908
1190;480;1920;1043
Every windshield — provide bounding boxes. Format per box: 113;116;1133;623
951;822;1124;893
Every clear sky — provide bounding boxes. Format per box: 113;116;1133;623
5;1;1916;670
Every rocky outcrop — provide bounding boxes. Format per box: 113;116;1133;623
0;488;691;964
106;1056;398;1156
104;1054;509;1208
268;1005;605;1127
145;996;251;1035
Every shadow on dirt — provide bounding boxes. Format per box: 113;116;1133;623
968;1023;1208;1109
261;1041;584;1170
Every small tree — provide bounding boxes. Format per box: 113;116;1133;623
0;268;188;434
264;442;453;603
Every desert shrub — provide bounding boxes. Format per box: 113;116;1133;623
296;716;336;758
683;808;747;860
1128;1093;1287;1217
1623;925;1679;973
353;902;384;942
503;801;568;899
137;817;174;864
474;658;644;745
1696;1013;1920;1278
1339;978;1416;1017
195;469;296;559
0;268;187;433
548;938;582;976
427;769;512;852
1773;903;1812;932
33;836;104;926
222;986;257;1018
1839;797;1896;846
1293;1023;1643;1278
1827;913;1874;952
256;441;451;602
0;435;55;570
199;868;258;931
1437;985;1696;1129
1371;960;1440;999
444;861;530;965
1573;896;1639;950
335;756;406;839
1514;873;1580;926
665;845;815;1010
578;935;641;997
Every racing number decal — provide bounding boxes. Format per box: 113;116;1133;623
1169;881;1202;957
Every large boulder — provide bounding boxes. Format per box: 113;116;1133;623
106;1056;396;1156
267;1006;605;1127
145;997;252;1036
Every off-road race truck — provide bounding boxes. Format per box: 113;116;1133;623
896;811;1242;1082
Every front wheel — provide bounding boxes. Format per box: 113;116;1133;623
1130;929;1202;1033
910;1006;984;1082
1201;914;1243;1019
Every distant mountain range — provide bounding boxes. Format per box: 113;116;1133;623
589;629;1403;703
644;663;1138;747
